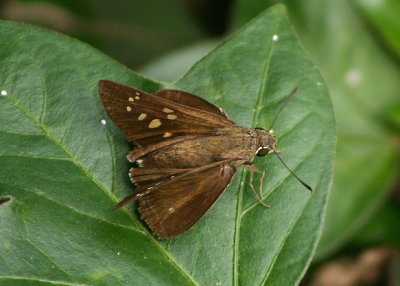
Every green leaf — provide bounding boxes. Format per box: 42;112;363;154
232;0;400;259
0;5;334;285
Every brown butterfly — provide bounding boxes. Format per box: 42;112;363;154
98;80;311;239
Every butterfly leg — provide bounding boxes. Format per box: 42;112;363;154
244;163;270;208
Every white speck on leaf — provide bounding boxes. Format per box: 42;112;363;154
1;90;7;96
117;252;121;255
272;35;278;41
101;119;106;125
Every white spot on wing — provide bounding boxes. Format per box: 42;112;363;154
163;108;174;113
135;96;140;100
138;113;147;120
126;106;132;112
148;119;161;128
167;114;177;120
163;132;172;138
128;97;134;102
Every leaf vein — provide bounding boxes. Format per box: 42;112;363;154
0;153;71;161
31;190;145;234
0;129;43;136
39;76;47;123
0;276;89;286
232;19;279;285
25;238;76;282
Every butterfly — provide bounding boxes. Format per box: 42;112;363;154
98;80;311;239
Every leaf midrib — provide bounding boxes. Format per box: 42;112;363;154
232;15;280;285
0;276;89;286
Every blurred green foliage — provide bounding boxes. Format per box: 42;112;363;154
1;0;204;67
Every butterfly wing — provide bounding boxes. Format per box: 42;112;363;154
153;89;228;118
99;80;238;238
98;80;235;146
137;164;236;239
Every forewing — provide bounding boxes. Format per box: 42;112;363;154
98;80;234;146
138;164;236;239
153;89;228;118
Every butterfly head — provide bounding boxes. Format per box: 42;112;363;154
254;128;276;157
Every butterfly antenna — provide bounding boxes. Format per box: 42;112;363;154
268;87;299;131
272;147;313;193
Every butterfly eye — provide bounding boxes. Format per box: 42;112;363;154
256;147;269;157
